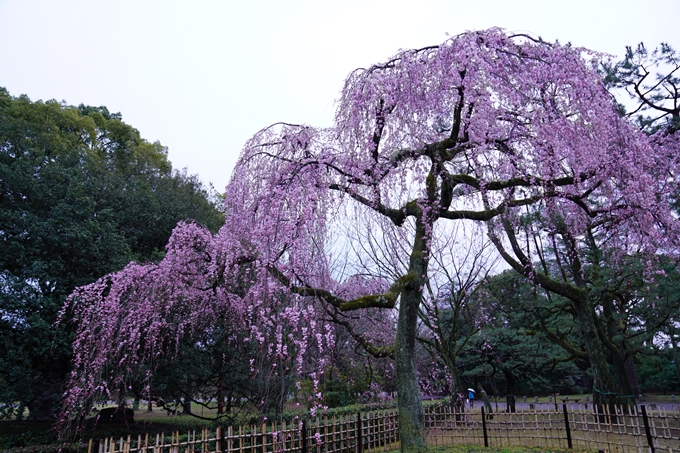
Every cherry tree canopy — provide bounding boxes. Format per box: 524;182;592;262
61;29;678;452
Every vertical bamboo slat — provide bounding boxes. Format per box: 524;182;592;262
85;403;680;453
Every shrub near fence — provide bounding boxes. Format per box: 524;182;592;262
90;404;679;453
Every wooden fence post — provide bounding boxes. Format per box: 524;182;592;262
301;420;308;453
481;407;488;448
640;405;656;453
356;412;363;453
562;404;572;449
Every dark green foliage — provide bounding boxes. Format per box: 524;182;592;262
637;354;680;393
143;319;258;422
628;257;680;393
319;322;395;409
0;88;223;420
464;254;680;399
458;270;588;397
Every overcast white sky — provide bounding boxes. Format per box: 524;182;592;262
1;0;679;192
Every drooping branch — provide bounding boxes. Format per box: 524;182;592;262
484;213;589;305
324;307;395;359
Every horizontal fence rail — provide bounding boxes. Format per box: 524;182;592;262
89;404;679;453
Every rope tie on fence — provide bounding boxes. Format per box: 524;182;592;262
593;386;617;395
593;386;636;401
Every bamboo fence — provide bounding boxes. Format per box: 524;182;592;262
89;404;679;453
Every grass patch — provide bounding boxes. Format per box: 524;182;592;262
387;447;593;453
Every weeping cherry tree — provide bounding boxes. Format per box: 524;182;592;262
62;29;678;453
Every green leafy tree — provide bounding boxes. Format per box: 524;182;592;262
460;270;589;403
624;257;680;393
602;43;680;392
140;318;258;422
0;88;223;420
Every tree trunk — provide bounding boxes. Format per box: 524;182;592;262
476;384;493;416
396;287;427;453
217;377;225;414
506;394;516;413
25;373;62;421
571;298;617;412
612;353;636;407
500;364;517;412
671;336;680;384
601;293;635;408
624;355;639;396
181;398;192;415
448;364;465;413
395;217;430;453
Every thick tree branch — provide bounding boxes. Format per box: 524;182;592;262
484;214;588;305
439;193;547;221
328;183;412;226
267;264;416;311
